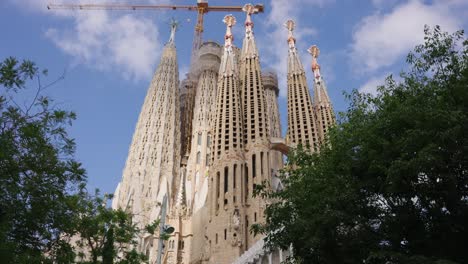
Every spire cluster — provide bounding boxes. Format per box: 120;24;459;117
113;12;336;264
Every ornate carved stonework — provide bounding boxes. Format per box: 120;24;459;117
112;13;336;264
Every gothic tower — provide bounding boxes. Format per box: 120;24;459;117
184;41;222;264
239;3;272;250
284;20;320;152
262;71;284;188
207;14;247;263
308;45;336;144
180;78;197;157
113;21;181;254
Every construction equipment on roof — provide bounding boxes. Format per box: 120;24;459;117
47;1;264;65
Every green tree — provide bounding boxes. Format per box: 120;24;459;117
0;57;153;263
253;26;468;263
0;57;86;263
71;190;150;264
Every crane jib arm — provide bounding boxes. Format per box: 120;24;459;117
47;4;264;13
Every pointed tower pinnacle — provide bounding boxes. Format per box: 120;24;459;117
113;20;181;232
240;3;272;250
220;15;237;76
240;3;269;147
241;3;260;57
168;18;179;44
285;19;296;48
207;15;248;263
284;19;320;152
285;19;306;75
308;45;336;143
308;45;322;83
212;14;243;160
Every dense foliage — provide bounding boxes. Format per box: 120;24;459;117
253;26;468;263
0;57;86;263
71;191;149;264
0;57;150;263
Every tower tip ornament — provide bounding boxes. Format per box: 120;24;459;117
307;45;322;82
243;4;257;30
223;15;236;49
223;14;236;27
284;19;296;48
284;19;295;31
307;45;320;58
168;17;180;44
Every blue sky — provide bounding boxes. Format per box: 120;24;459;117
1;0;467;195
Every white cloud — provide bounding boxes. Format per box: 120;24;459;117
351;0;463;73
12;0;169;81
358;73;389;96
46;12;160;80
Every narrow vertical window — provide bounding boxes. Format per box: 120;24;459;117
196;151;201;164
245;216;249;249
207;133;212;147
245;165;249;201
224;166;229;193
197;133;202;145
233;164;237;188
216;172;220;198
260;152;264;176
252;154;256;178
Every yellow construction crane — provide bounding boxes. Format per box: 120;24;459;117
47;1;264;65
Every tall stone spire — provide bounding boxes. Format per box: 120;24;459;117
240;3;269;147
308;45;336;143
179;41;222;264
212;14;243;161
239;3;273;251
207;15;247;263
185;41;222;214
114;21;181;236
284;19;320;152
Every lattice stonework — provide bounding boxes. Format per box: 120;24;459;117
180;78;196;157
308;45;336;144
180;42;222;264
111;10;338;264
284;20;320;152
113;25;181;232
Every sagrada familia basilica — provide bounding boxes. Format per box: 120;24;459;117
111;3;335;264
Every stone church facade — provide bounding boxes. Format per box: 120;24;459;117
113;5;335;264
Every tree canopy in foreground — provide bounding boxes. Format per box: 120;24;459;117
0;56;86;263
0;57;151;263
253;26;468;264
